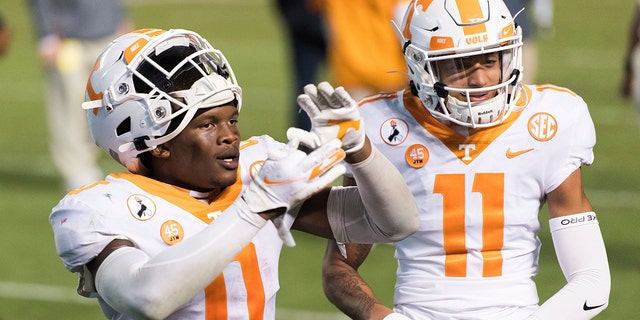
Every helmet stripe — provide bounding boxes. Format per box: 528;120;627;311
403;0;433;40
455;0;487;35
123;29;165;64
123;38;148;64
86;59;104;115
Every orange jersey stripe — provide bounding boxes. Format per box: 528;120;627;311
435;174;467;277
205;243;266;319
474;173;505;277
403;90;521;165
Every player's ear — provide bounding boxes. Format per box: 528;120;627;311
151;144;170;158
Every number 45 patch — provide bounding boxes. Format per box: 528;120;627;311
161;220;184;245
405;144;429;168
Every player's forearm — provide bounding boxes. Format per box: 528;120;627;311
95;198;267;319
323;270;378;320
322;242;394;320
529;212;610;319
323;259;383;319
343;144;419;242
344;136;372;164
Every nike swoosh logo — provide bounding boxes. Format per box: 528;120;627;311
263;176;303;185
309;149;346;180
583;301;606;311
502;25;514;36
506;147;534;159
262;149;346;185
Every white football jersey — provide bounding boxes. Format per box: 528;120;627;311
50;135;293;320
355;85;595;319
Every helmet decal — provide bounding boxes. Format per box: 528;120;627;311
452;0;488;35
501;23;515;38
401;0;418;41
123;29;165;63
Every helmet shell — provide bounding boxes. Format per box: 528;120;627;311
83;28;242;173
398;0;523;127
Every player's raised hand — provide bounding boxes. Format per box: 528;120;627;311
241;137;345;247
242;137;346;215
290;82;365;154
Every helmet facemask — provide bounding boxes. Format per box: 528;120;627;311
425;43;521;127
127;40;242;150
396;0;524;128
83;29;242;174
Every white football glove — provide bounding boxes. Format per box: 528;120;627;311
291;81;365;154
383;312;413;320
243;137;346;247
242;137;346;242
270;214;297;247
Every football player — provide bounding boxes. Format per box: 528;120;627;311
49;28;419;319
317;0;610;319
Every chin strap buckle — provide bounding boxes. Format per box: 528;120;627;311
133;136;150;151
434;82;449;99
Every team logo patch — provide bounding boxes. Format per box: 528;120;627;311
249;160;265;180
527;112;557;142
127;194;156;221
405;144;429;168
380;118;409;146
160;220;184;245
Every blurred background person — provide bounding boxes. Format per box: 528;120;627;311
0;12;11;57
28;0;132;191
621;0;640;123
318;0;409;101
505;0;554;84
275;0;327;131
276;0;410;129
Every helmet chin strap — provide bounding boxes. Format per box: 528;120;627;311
433;82;448;99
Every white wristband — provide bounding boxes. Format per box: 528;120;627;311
549;211;598;232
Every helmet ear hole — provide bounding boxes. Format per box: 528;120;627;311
409;80;419;96
116;117;131;136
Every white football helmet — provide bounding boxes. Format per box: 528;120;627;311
395;0;523;128
83;28;242;173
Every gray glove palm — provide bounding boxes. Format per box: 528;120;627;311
289;82;365;154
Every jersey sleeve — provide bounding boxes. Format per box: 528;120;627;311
544;93;596;193
49;195;124;272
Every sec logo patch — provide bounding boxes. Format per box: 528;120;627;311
528;112;557;141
